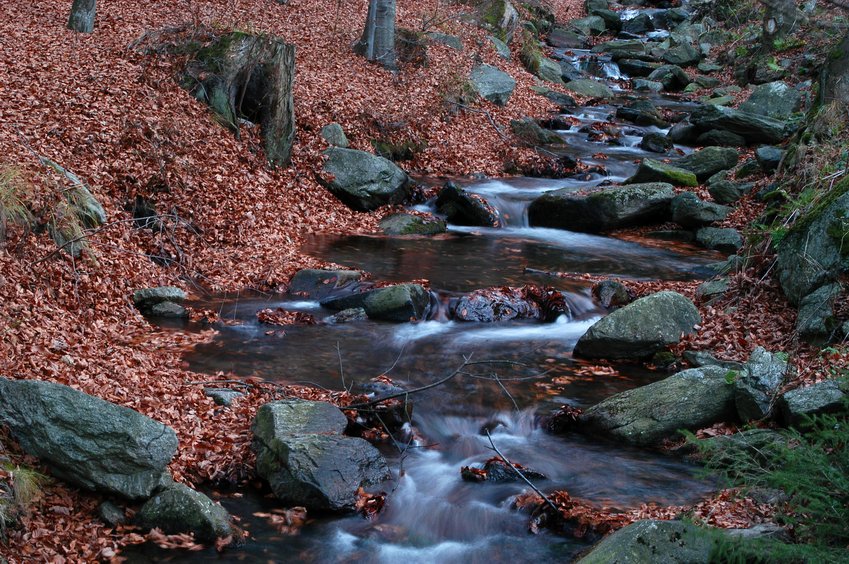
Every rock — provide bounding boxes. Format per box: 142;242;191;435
0;379;177;500
622;12;653;35
576;520;716;563
683;350;744;371
569;15;606;36
488;35;510;59
694;75;720;88
252;399;390;511
689;104;788;145
708;179;744;205
510;118;562;145
547;27;589;49
675;147;739;182
535;56;564;84
797;283;842;343
616;100;668;128
696;129;747;147
564;79;614;99
580;366;735;445
477;0;519;41
320;123;349;148
319;147;412;212
739;81;802;121
698;428;786;467
663;41;701;67
469;64;516;106
755;145;783;173
736;158;762;178
136;482;233;542
531;86;577;110
696;278;729;302
288;269;362;300
591;39;646;60
97;501;127;527
671;192;731;228
204;388;244;406
132;286;186;313
592;9;622;33
735;347;790;422
528;183;675;233
647;64;691;91
574;291;701;360
695;227;743;253
639;132;673;153
363;284;430;321
324;307;368;324
461;458;547;482
591;280;633;309
436;182;501;227
617;59;661;78
776;184;849;304
319;288;374;312
698;61;723;73
625;159;698;187
452;289;541;322
780;380;846;425
633;79;663;92
427;32;462;50
150;301;189;318
379;213;447;235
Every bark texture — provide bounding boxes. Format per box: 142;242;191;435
68;0;97;33
355;0;397;70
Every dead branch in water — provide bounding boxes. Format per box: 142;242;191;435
484;429;560;515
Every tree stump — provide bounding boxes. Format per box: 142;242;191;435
68;0;97;33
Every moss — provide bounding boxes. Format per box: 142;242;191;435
370;138;427;161
479;0;508;40
519;29;542;74
786;175;849;239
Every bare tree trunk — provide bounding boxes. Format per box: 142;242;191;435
355;0;397;70
761;0;801;47
68;0;97;33
261;41;296;168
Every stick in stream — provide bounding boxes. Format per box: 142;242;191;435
484;429;560;515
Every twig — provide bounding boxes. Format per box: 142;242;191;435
484;429;560;515
449;102;511;141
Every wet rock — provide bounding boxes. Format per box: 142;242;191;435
755;145;783;174
625;159;698;187
363;284;430;322
576;520;716;563
667;121;700;145
574;291;701;360
461;458;547;483
436;182;502;227
379;213;447;235
696;129;746;147
319;147;412;211
255;399;348;435
97;501;127;527
739;81;802;121
321;123;349;148
204;388;244;406
797;283;842;343
591;39;646;60
647;64;691;91
319;288;374;311
675;146;739;182
735;347;790;422
150;301;189;318
547;27;589;49
136;482;233;542
469;64;516;106
0;379;177;500
132;286;186;313
622;12;653;35
569;15;606;36
564;79;614;99
559;60;584;83
639;132;673;153
453;288;540;322
633;79;663;92
695;278;729;302
528;182;675;233
780;380;846;425
616;100;668;128
591;280;634;309
592;9;622;33
689;104;788;145
288;269;362;300
695;227;743;253
325;307;368;324
671;192;731;228
510;118;563;145
531;86;577;110
579;366;734;445
617;59;661;78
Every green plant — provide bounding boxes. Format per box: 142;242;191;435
1;462;47;541
0;166;34;244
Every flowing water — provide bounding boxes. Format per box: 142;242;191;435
129;6;724;562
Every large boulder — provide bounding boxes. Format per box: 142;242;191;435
734;347;790;422
662;41;701;67
617;59;661;78
0;379;177;500
616;100;668;128
379;213;447;235
288;269;362;299
574;291;701;360
647;65;691;91
319;147;412;211
671;192;732;228
796;282;842;343
577;520;716;563
591;39;646;60
564;79;614;99
755;145;784;174
695;227;743;253
738;81;802;121
689;105;788;145
252;400;389;512
363;284;430;321
510;118;563;145
476;0;519;41
625;159;698;187
776;183;849;305
436;182;502;227
547;26;589;49
780;380;846;425
675;147;739;182
469;64;516;106
528;183;675;233
579;366;736;445
570;15;607;36
136;482;233;542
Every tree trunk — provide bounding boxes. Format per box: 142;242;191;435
821;31;849;106
68;0;97;33
355;0;397;70
260;41;296;168
761;0;801;47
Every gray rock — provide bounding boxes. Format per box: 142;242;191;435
325;307;368;324
696;278;729;302
616;100;668;128
739;81;802;121
488;35;510;59
132;286;186;312
671;192;732;228
617;59;661;78
592;9;622;33
535;56;565;85
150;301;189;318
591;39;646;60
689;104;788;145
696;227;743;253
363;284;430;322
477;0;519;41
569;15;606;36
675;146;739;182
574;291;701;360
564;79;614;99
780;380;846;425
0;379;177;500
633;79;664;92
427;32;462;50
708;179;744;204
546;27;589;49
663;41;701;67
698;61;724;73
622;12;653;35
699;428;787;467
97;501;127;527
379;213;447;235
735;347;790;422
755;145;784;173
531;86;577;110
736;158;763;178
469;64;516;106
288;269;362;300
319;288;374;312
580;366;735;445
320;123;349;148
647;64;691;91
696;129;747;147
253;399;348;436
639;132;673;153
436;182;501;227
797;283;842;343
576;520;716;563
592;280;634;309
528;183;675;233
683;350;744;371
776;188;849;305
625;159;698;187
319;147;412;212
510;118;562;145
137;482;233;542
204;388;244;406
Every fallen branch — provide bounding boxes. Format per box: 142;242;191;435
484;429;560;515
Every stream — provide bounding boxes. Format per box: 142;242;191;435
129;5;726;562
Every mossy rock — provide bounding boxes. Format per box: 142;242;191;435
379;213;447;235
625;159;698;187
